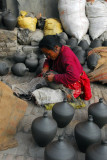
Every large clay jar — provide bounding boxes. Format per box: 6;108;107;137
66;37;78;49
72;46;82;54
31;112;57;147
88;98;107;128
78;40;89;51
13;49;26;63
87;53;100;70
90;38;102;48
52;100;75;128
75;49;86;65
25;56;38;72
0;61;9;76
11;63;29;77
3;10;17;30
44;135;77;160
74;115;101;153
102;40;107;46
85;140;107;160
58;32;68;42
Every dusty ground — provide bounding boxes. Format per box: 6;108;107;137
0;57;107;160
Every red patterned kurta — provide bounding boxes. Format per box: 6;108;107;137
43;46;92;100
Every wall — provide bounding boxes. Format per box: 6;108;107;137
6;0;59;18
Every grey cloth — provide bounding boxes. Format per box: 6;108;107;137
12;77;47;95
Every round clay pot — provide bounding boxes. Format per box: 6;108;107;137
31;112;57;147
13;50;26;63
86;47;92;57
3;10;17;30
52;100;75;128
90;39;102;48
102;40;107;46
25;57;38;72
72;46;82;54
75;49;86;65
88;98;107;128
0;13;2;25
87;53;100;70
74;115;101;153
67;37;78;49
78;40;89;51
0;61;9;76
58;32;68;41
60;38;66;45
11;63;29;76
26;51;38;59
85;140;107;160
44;135;77;160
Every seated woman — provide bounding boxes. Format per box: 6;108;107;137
39;35;92;100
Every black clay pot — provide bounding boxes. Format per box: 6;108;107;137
0;13;2;25
44;135;77;160
31;112;57;147
87;53;100;70
78;40;89;51
58;32;68;41
11;63;29;76
74;115;101;153
72;46;82;54
0;61;9;76
75;49;86;65
90;39;102;48
102;40;107;46
85;140;107;160
25;57;38;72
52;100;75;128
45;71;62;89
88;98;107;128
2;9;9;25
26;51;38;59
67;37;78;49
86;47;92;57
13;50;26;63
3;10;17;30
60;39;66;45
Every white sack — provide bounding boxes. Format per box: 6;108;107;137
32;87;64;106
86;0;107;40
99;31;107;41
58;0;89;40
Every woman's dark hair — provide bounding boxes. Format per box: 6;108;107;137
39;35;62;50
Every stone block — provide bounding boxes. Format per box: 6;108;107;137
0;42;6;47
5;154;15;160
0;28;17;57
0;52;7;57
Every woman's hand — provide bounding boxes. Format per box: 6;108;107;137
45;73;55;82
41;67;49;76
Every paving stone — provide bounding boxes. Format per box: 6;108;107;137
25;104;34;116
5;154;15;160
26;157;35;160
28;143;37;158
94;95;99;103
0;153;4;159
15;155;25;160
